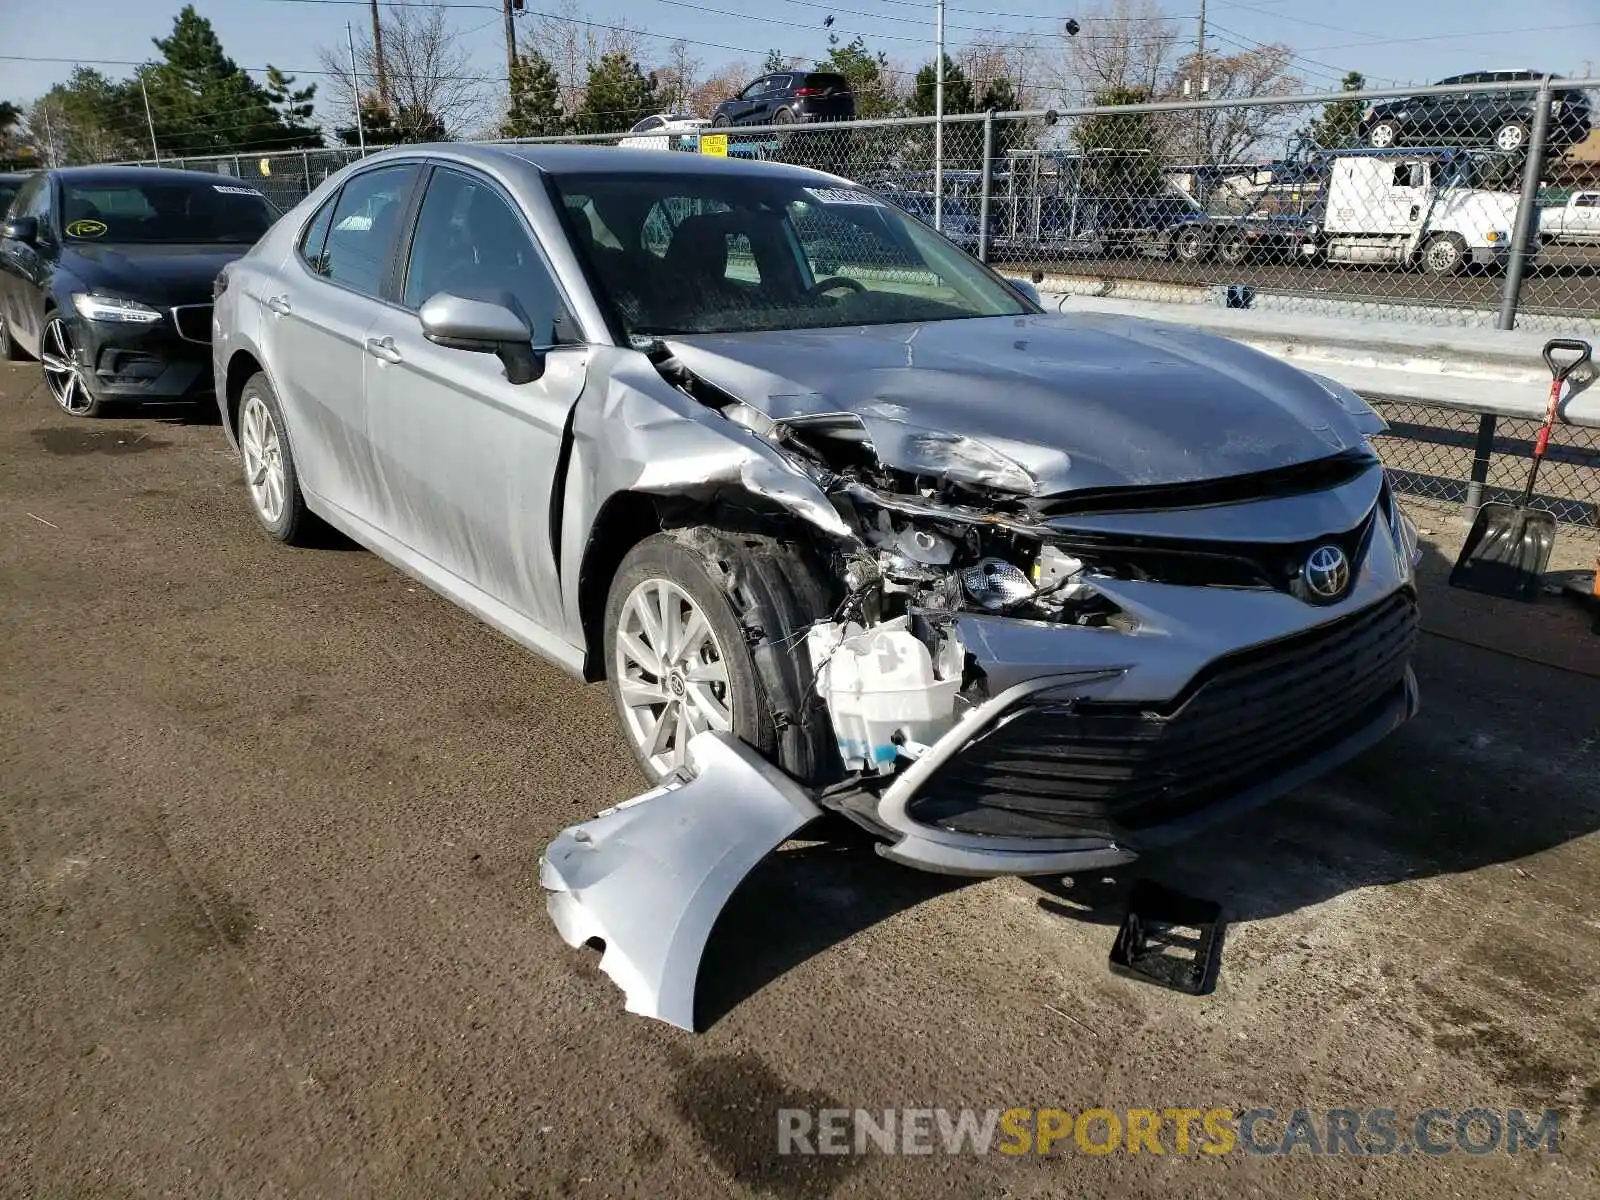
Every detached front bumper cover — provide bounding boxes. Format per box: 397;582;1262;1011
540;732;823;1031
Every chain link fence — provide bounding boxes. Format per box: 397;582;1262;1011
126;79;1600;530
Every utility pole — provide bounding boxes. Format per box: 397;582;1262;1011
140;76;159;162
934;0;945;232
1193;0;1206;163
41;104;56;168
347;22;367;156
369;0;389;108
503;0;518;97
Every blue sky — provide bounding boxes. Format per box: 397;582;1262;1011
1;0;1596;115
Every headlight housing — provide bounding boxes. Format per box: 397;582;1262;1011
71;293;163;324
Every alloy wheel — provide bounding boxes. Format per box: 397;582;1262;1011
613;578;733;776
239;393;287;525
1369;122;1397;148
40;318;92;415
1495;124;1527;152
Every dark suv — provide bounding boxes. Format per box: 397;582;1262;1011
1362;71;1593;154
711;72;855;127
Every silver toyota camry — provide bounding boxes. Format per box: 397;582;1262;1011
213;143;1420;885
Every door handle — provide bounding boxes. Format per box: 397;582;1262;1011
266;294;291;316
1409;205;1421;221
365;335;402;364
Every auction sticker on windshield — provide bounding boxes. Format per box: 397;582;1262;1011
65;219;107;238
805;187;884;206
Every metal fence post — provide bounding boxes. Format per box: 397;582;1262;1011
1468;76;1555;521
302;150;312;197
1496;75;1553;331
978;111;994;264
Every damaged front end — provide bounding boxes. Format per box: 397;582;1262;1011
543;330;1421;1026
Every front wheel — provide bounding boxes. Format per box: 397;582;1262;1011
40;315;102;417
1217;232;1250;266
711;114;731;128
1493;121;1529;153
603;528;836;785
1420;232;1467;276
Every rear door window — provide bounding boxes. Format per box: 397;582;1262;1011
320;163;422;297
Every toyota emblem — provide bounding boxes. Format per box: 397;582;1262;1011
1302;544;1350;602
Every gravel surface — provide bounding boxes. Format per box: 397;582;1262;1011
2;360;1598;1199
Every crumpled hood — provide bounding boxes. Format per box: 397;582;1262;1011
61;243;247;307
662;313;1379;495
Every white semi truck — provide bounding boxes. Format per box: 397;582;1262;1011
1298;150;1533;275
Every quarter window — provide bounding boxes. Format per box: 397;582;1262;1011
299;193;337;275
320;164;421;297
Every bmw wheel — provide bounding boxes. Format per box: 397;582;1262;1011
237;371;316;544
40;315;102;417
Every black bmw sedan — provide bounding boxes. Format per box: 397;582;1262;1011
0;166;278;417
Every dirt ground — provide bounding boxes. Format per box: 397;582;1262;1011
2;360;1599;1200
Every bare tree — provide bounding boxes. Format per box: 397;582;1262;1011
655;40;701;115
1050;0;1183;102
960;37;1044;109
317;3;487;139
527;0;646;116
1164;45;1303;164
686;62;751;118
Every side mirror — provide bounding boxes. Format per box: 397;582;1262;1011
2;217;38;245
419;290;545;384
1003;276;1042;308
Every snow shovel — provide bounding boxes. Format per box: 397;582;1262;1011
1449;338;1593;601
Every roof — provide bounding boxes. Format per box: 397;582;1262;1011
367;141;848;185
44;164;271;189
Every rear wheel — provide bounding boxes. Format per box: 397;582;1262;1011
1493;121;1529;153
773;108;796;125
712;114;731;128
1367;118;1400;148
40;315;102;417
238;371;317;544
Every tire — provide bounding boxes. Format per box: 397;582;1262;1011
0;309;27;361
1218;232;1249;267
1420;232;1468;276
1367;118;1400;149
39;313;103;417
773;108;796;125
712;114;731;128
603;528;837;786
1173;226;1208;263
237;371;316;544
1493;121;1529;153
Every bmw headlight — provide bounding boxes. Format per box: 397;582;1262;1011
72;293;163;324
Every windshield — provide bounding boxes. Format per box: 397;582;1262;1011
59;179;278;244
551;171;1030;337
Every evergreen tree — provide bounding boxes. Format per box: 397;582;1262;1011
143;6;319;154
1298;71;1366;151
910;56;975;118
1076;85;1167;194
815;35;896;119
32;68;142;164
503;50;565;138
573;53;658;135
335;95;445;146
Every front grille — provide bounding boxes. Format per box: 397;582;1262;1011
908;591;1417;839
171;304;213;344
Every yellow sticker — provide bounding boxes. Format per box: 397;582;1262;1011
699;133;728;158
66;219;107;238
258;158;272;177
